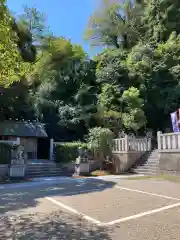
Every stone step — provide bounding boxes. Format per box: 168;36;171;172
27;162;56;164
27;168;61;171
133;166;159;170
132;172;158;176
27;164;60;167
147;152;159;156
27;167;62;170
27;171;63;175
134;161;159;166
132;169;159;175
27;169;64;173
27;171;63;174
131;149;160;175
28;170;63;174
132;169;159;174
28;173;66;178
146;153;160;157
26;162;69;178
27;167;62;171
141;157;159;162
133;165;159;169
27;166;62;169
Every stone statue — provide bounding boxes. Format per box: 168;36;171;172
11;145;25;165
74;147;84;176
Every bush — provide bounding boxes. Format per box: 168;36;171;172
0;143;12;164
54;142;88;163
86;127;114;158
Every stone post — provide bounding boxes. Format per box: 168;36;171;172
157;131;162;151
49;138;54;161
124;135;129;152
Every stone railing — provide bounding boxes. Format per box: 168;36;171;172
157;131;180;152
113;135;151;153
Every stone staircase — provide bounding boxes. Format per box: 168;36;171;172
131;149;160;175
26;162;67;178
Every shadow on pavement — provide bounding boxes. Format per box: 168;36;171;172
0;178;116;214
0;210;111;239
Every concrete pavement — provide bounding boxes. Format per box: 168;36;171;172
0;176;180;239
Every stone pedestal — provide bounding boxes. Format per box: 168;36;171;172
10;145;27;179
10;165;26;178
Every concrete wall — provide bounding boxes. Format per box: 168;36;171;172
159;152;180;175
0;165;8;179
112;151;143;173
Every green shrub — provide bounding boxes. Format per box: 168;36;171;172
0;143;12;164
86;127;114;158
54;142;88;163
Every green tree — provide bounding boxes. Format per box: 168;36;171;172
0;79;35;121
85;0;143;49
95;49;129;85
97;84;146;134
13;6;50;63
0;0;31;85
142;0;180;44
121;87;146;132
17;6;48;44
125;32;180;131
87;127;114;168
97;84;122;135
30;37;98;140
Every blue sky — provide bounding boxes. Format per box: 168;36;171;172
7;0;99;56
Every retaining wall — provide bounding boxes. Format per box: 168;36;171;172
112;152;144;173
159;152;180;175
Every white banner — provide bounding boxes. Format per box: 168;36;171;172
171;111;179;132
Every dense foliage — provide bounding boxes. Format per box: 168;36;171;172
1;0;180;143
0;143;12;164
54;142;87;163
87;127;114;158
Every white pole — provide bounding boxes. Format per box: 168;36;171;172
157;131;161;151
124;135;128;152
49;138;54;161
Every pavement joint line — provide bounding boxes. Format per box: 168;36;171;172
45;196;102;225
101;202;180;226
115;186;180;201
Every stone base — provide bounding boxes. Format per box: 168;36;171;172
10;165;26;179
63;161;100;175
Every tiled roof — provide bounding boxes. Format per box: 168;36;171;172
0;121;48;138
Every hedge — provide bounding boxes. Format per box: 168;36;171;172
54;142;88;163
0;143;12;164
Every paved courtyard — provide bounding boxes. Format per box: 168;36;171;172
1;176;180;239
